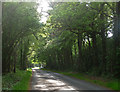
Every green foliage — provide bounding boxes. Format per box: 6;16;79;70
2;2;41;73
2;69;32;90
12;70;32;90
2;1;120;90
33;2;120;80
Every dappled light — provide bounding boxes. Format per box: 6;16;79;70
2;1;120;91
31;69;76;91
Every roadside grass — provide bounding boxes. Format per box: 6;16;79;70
2;68;32;90
41;68;119;91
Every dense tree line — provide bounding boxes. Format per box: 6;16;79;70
2;2;120;79
37;2;120;78
2;2;40;73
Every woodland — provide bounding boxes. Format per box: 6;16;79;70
2;2;120;79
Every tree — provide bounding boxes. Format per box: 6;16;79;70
2;2;40;73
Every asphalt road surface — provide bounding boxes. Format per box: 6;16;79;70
30;68;114;92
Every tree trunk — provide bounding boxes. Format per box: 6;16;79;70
13;51;16;73
113;2;120;77
74;43;77;56
77;32;82;71
91;33;98;69
13;63;16;73
100;3;107;74
20;39;23;70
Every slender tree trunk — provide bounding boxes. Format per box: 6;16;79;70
13;63;16;73
20;39;23;70
77;32;82;71
7;57;11;73
70;46;73;68
100;3;107;74
114;2;120;48
113;2;120;77
74;43;77;56
13;52;16;73
91;33;98;69
101;32;107;73
74;40;77;69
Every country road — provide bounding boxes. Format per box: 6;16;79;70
30;68;114;91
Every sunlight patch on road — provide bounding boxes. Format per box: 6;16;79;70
46;78;76;90
32;69;76;91
35;85;46;88
47;79;62;84
32;67;39;69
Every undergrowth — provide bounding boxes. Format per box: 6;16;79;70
2;68;32;90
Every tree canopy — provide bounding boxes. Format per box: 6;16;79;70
2;2;120;79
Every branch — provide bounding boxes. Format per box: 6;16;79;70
105;2;116;15
32;32;38;40
88;4;114;19
69;29;78;34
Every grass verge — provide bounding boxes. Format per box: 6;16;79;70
41;68;119;91
2;68;32;90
